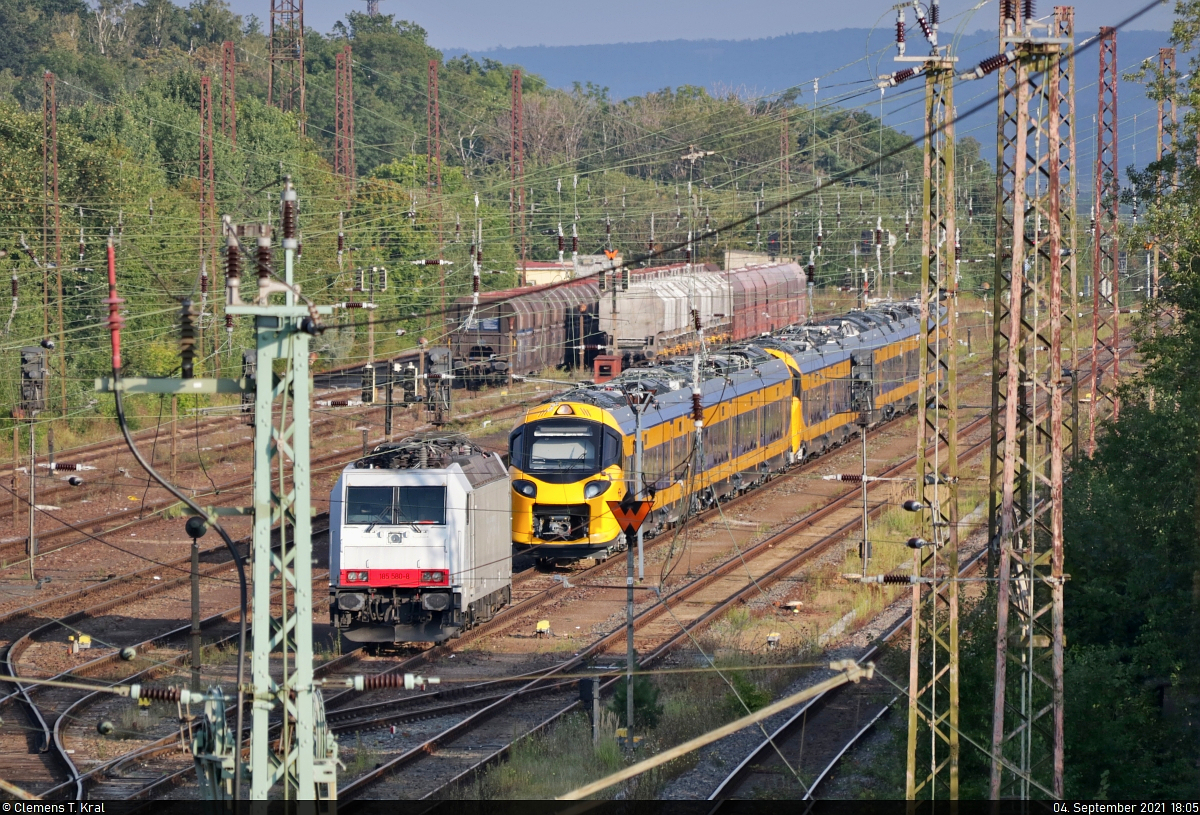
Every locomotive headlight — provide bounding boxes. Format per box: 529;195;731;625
420;570;445;583
583;479;611;499
347;572;357;582
513;479;537;498
358;572;369;582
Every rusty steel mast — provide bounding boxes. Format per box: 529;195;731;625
1153;47;1175;299
1089;27;1120;455
221;41;237;149
511;69;525;279
199;75;217;374
428;59;444;311
987;3;1076;800
335;45;355;202
268;0;306;133
43;71;66;414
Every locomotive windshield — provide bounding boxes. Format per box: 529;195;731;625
345;486;446;525
510;419;622;483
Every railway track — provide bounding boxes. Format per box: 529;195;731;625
28;318;1121;800
334;327;1130;801
111;333;1002;799
329;409;997;800
0;507;331;800
705;535;991;801
691;335;1134;801
0;387;537;570
102;390;934;800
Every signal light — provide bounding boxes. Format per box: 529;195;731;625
555;404;575;415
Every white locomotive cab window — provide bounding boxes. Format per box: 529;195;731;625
396;486;446;525
345;486;446;525
530;425;597;473
346;487;394;525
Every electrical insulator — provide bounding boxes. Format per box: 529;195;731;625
692;309;701;332
148;197;154;224
621;267;630;291
599;267;606;292
859;193;864;218
691;391;703;425
477;248;483;265
138;686;183;703
281;184;297;241
572;235;578;254
968;197;974;223
558;227;564;254
257;231;272;281
914;3;933;41
180;299;197;379
1023;0;1034;21
807;259;815;281
875;225;883;247
896;7;906;55
78;229;85;262
605;217;611;238
905;211;911;241
969;52;1016;79
297;235;303;258
472;272;480;294
817;220;824;254
930;0;939;26
836;196;841;228
225;314;233;333
225;233;241;285
11;275;17;297
455;216;461;243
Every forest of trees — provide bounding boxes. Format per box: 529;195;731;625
0;0;997;403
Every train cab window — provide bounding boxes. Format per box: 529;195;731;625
528;421;599;475
509;427;526;470
346;487;393;525
345;486;446;526
396;487;446;525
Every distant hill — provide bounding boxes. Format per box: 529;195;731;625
446;28;1176;169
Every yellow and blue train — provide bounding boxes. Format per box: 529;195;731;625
508;301;935;562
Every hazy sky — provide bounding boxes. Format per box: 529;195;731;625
229;0;1176;50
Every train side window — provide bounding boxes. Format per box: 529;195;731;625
509;427;525;471
602;427;623;468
